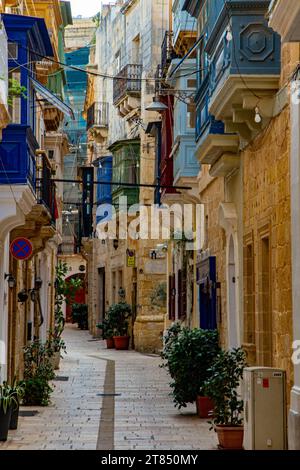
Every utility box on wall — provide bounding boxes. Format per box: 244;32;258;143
243;367;287;450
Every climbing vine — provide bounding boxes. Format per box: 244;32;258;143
47;261;82;354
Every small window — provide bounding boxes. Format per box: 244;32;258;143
48;150;55;160
115;51;121;73
8;43;18;59
187;79;197;89
187;103;196;129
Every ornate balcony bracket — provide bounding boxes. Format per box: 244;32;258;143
196;133;240;166
210;153;240;178
209;75;283;145
218;202;238;234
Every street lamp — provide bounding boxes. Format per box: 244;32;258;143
4;273;16;289
145;97;168;112
34;277;43;290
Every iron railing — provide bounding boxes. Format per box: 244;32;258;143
86;102;109;130
36;155;57;226
113;64;142;104
161;31;176;73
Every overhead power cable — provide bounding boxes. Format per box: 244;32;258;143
20;44;207;83
41;178;192;191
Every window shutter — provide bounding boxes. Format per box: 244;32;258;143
168;274;176;320
177;269;182;319
178;269;187;319
181;268;187;319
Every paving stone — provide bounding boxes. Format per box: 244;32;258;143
0;324;216;450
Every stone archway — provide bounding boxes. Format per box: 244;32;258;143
218;202;241;348
65;273;86;323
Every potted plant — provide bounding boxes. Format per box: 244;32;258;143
9;378;25;430
107;302;132;350
203;348;247;449
46;330;67;370
161;326;220;417
22;340;55;406
0;382;17;441
97;318;115;348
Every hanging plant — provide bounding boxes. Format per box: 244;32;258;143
170;229;195;246
7;78;27;107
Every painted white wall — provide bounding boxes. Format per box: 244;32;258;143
0;234;10;382
218;201;242;349
289;91;300;449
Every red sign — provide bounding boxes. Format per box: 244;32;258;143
263;378;269;388
10;237;33;261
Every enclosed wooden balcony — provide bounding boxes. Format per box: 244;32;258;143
173;0;197;56
86;102;109;142
195;0;283;177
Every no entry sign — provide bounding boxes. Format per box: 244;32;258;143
10;237;33;261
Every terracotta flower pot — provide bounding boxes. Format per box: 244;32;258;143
196;396;214;419
106;337;115;349
50;351;61;370
113;336;130;350
215;425;244;450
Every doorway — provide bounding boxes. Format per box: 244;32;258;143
98;268;106;326
65;273;86;323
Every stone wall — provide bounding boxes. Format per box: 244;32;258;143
198;167;227;347
243;106;293;394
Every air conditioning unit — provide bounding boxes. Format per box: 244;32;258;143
243;367;287;450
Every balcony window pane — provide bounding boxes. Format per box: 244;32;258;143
8;42;18;60
8;70;21;124
187;103;196;129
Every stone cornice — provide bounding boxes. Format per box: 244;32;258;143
269;0;300;42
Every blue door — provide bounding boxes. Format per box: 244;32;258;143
197;256;217;330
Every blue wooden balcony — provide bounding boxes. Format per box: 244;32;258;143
167;59;200;184
188;1;282;175
0;125;37;187
96;156;113;224
207;1;281;104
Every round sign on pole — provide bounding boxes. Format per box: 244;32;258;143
10;237;33;261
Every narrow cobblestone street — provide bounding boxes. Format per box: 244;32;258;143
0;325;216;450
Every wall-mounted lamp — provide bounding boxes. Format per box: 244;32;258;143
18;289;29;303
113;239;119;250
4;273;16;289
34;277;43;290
118;287;126;299
145;96;168;113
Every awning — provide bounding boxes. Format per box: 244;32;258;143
31;77;75;120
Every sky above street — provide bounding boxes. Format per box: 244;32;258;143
69;0;102;18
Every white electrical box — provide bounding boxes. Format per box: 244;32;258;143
243;367;287;450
